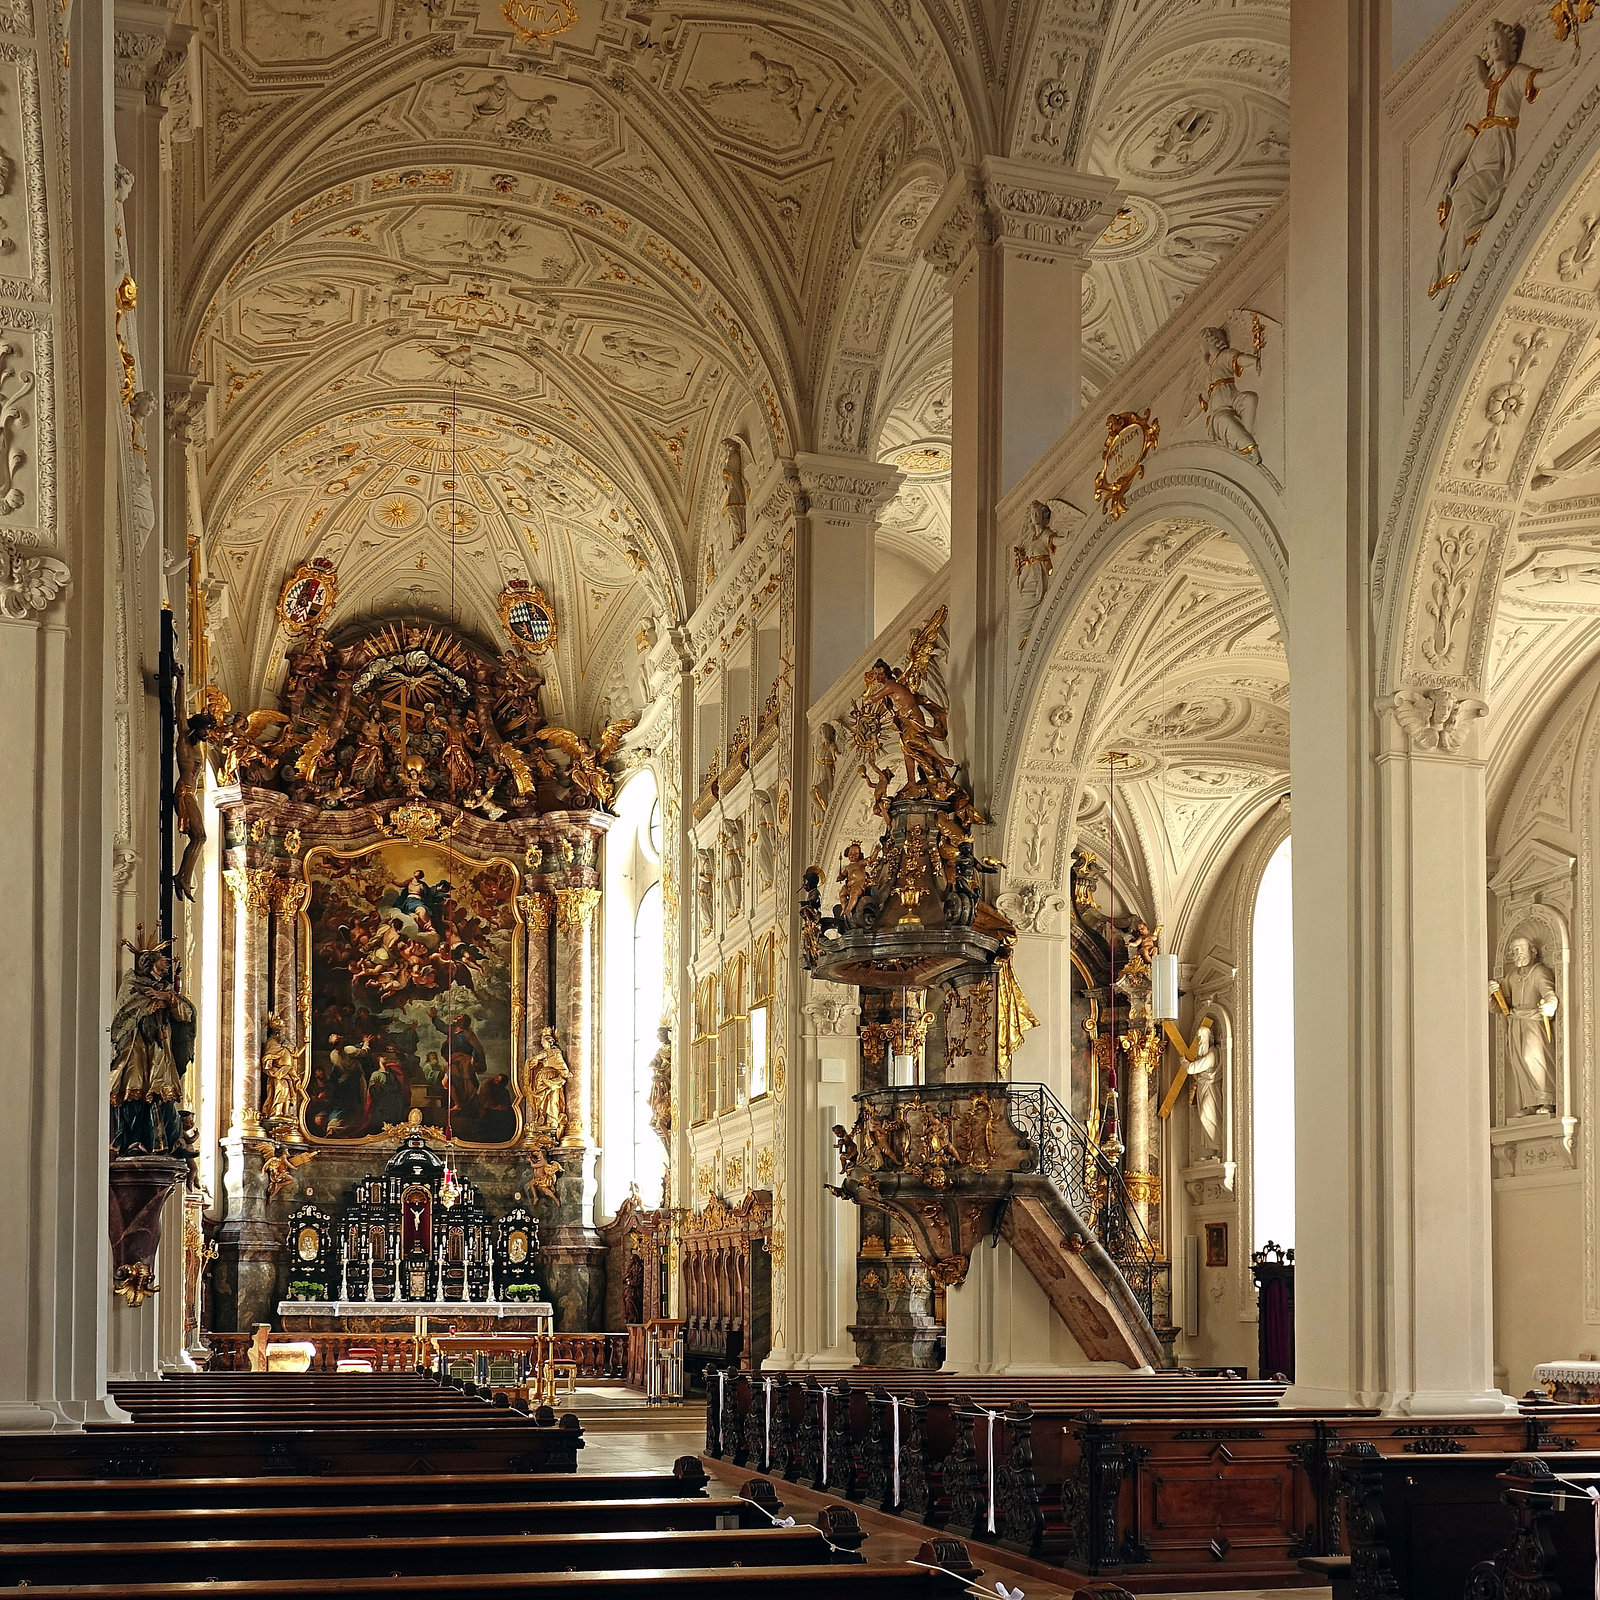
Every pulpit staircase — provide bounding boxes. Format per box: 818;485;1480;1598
838;1081;1169;1370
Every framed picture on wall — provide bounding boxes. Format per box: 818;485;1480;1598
1205;1222;1228;1268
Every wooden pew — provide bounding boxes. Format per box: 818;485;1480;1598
0;1495;761;1547
0;1526;867;1586
0;1418;583;1480
0;1463;711;1515
1332;1442;1600;1600
0;1568;974;1599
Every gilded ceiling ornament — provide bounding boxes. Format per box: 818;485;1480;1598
1093;410;1159;520
501;0;577;46
276;558;338;634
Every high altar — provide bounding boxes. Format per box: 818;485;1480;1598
205;606;630;1337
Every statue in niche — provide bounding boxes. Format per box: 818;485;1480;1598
109;937;196;1159
719;438;748;549
1185;318;1265;459
260;1013;302;1126
1428;19;1581;302
1491;934;1559;1115
527;1026;571;1135
722;824;744;917
647;1023;673;1145
696;848;716;935
1185;1016;1224;1161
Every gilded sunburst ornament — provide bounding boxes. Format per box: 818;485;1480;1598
382;498;412;526
502;0;577;46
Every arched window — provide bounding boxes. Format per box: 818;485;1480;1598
1251;836;1295;1252
601;771;665;1215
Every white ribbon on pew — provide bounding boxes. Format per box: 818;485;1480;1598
715;1369;727;1454
890;1395;902;1506
763;1376;774;1470
980;1408;1000;1535
909;1561;1024;1600
821;1386;830;1484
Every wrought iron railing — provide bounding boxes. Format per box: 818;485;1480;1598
852;1081;1161;1327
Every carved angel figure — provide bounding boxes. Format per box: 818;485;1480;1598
836;841;872;918
203;688;291;786
537;726;616;811
251;1141;314;1202
855;606;957;793
1386;686;1487;752
1429;20;1580;302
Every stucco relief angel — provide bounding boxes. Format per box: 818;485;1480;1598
1428;17;1582;303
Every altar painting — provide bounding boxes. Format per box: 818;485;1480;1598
302;840;522;1145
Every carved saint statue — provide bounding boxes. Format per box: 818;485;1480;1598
1186;1017;1224;1162
719;438;748;548
260;1012;302;1125
527;1026;571;1135
1429;20;1580;301
646;1023;673;1146
109;939;196;1158
1491;935;1559;1115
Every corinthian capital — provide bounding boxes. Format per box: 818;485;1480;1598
919;159;1119;278
793;452;904;523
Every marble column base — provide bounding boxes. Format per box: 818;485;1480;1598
214;1217;286;1332
541;1224;606;1331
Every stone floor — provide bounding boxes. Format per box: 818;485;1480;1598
566;1391;1330;1600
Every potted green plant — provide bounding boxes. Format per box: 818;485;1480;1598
289;1279;324;1302
504;1281;542;1302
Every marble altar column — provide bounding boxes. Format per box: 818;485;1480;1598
216;863;282;1331
522;890;553;1080
554;887;600;1148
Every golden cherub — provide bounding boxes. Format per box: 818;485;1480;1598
251;1141;314;1201
860;606;957;790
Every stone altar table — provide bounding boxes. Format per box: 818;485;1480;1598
279;1300;554;1335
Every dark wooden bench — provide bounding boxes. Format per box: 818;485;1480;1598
0;1526;868;1585
0;1568;974;1599
0;1464;707;1514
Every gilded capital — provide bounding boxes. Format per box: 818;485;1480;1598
223;865;277;918
554;886;601;935
521;890;554;934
